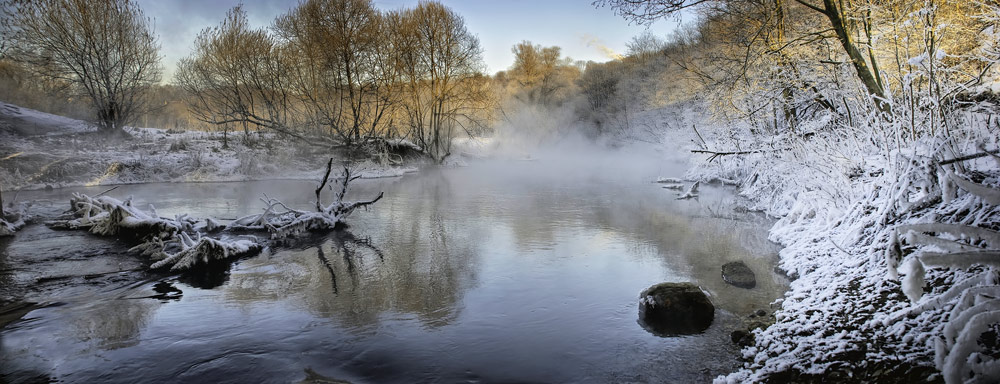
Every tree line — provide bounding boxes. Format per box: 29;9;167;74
1;0;499;163
175;0;496;162
5;0;992;159
586;0;996;143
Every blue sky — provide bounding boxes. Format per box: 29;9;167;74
137;0;688;81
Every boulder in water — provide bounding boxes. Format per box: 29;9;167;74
638;282;715;336
722;261;756;289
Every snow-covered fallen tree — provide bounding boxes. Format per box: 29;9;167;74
47;159;383;271
0;187;28;236
229;159;383;238
47;192;262;271
0;205;26;236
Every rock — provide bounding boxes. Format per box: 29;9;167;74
755;309;767;317
722;261;756;289
731;330;753;347
638;282;715;336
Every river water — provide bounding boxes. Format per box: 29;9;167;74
1;151;788;383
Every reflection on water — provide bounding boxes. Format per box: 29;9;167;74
1;154;788;383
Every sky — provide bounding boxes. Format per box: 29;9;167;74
136;0;688;81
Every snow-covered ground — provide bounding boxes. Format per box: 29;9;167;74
654;105;1000;382
0;102;417;191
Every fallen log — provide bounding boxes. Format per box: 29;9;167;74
47;158;384;270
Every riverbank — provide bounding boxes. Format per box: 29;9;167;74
682;117;999;382
0;102;420;193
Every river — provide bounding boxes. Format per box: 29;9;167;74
1;150;788;383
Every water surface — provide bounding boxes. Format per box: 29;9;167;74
1;153;787;383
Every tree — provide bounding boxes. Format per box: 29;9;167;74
507;41;580;106
1;0;161;135
175;6;296;145
626;31;666;57
274;0;398;145
594;0;890;112
396;1;489;162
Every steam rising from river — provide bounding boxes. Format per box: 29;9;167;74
466;102;684;184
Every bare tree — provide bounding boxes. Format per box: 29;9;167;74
396;1;490;162
274;0;395;145
1;0;161;135
594;0;890;112
175;6;298;144
507;41;580;106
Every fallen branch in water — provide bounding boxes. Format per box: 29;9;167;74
0;183;26;237
47;158;384;270
231;160;383;239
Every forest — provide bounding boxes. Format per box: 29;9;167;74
1;0;999;383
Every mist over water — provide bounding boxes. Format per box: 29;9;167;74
2;130;788;382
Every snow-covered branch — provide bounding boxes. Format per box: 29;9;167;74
0;202;26;237
47;159;383;270
231;160;383;239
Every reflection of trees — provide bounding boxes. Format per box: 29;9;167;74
0;237;15;301
69;298;157;350
225;205;479;330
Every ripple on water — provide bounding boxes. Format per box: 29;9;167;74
2;161;788;383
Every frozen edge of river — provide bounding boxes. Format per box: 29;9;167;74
689;141;1000;382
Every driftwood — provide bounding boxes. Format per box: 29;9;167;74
231;159;383;239
676;181;700;200
0;184;26;236
47;158;384;270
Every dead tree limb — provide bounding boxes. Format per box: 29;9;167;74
691;149;761;156
95;185;119;197
938;149;1000;166
316;158;334;212
691;148;789;162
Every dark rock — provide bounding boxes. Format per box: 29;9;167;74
756;309;767;317
637;282;715;336
731;330;753;347
722;261;757;289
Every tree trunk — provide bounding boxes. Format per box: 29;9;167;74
821;0;889;113
774;0;797;130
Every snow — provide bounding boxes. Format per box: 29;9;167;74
655;176;683;184
656;101;1000;382
46;163;381;270
0;102;419;191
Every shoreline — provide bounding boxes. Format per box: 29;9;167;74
692;140;998;383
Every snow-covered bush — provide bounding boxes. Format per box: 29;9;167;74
884;163;1000;383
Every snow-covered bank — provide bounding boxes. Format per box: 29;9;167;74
679;114;1000;382
0;102;417;192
